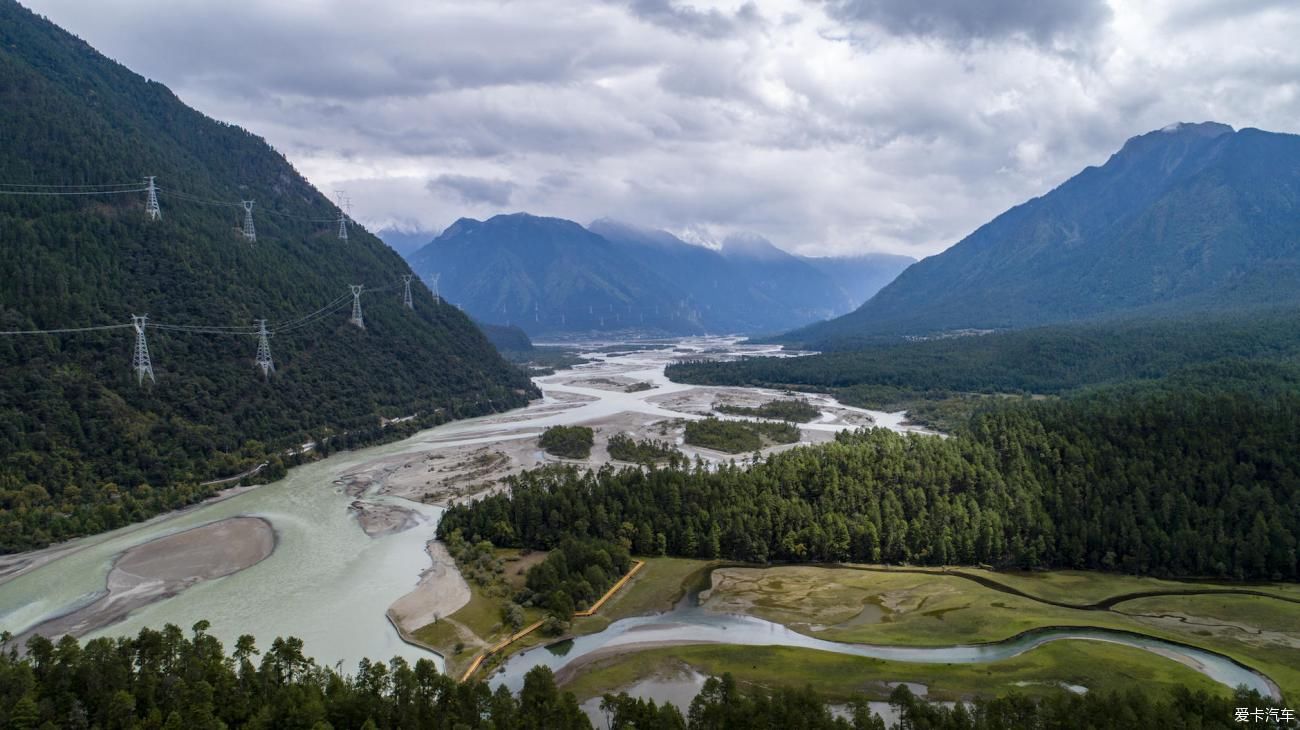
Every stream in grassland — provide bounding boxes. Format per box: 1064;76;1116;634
493;586;1280;701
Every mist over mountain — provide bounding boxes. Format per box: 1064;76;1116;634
407;215;913;336
375;227;439;257
780;122;1300;348
798;253;917;308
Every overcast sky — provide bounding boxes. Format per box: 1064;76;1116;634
25;0;1300;256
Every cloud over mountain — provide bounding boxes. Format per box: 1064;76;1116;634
23;0;1300;257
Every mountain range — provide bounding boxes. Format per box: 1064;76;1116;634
0;0;533;551
780;122;1300;347
400;215;913;336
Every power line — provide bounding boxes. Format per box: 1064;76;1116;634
0;323;133;336
0;187;146;196
0;181;142;188
155;188;242;208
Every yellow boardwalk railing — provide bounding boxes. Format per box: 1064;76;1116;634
573;560;645;617
458;559;646;682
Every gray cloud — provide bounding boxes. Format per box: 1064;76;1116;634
824;0;1111;45
21;0;1300;257
427;175;516;206
618;0;759;38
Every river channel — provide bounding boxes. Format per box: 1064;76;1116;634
0;337;1279;702
0;337;916;672
490;581;1280;700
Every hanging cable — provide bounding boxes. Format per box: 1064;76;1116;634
0;323;134;336
0;187;147;196
155;188;243;207
0;181;143;189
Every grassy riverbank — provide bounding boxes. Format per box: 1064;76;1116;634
698;565;1299;701
572;557;717;636
410;547;549;678
551;560;1297;704
560;641;1228;704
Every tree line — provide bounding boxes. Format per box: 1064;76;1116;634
715;399;821;423
668;309;1300;412
607;434;682;466
2;627;1283;729
525;537;633;618
683;418;800;455
540;426;596;459
442;384;1299;580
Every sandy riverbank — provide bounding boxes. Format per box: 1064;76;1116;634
0;483;265;589
11;516;274;644
550;640;716;687
373;409;685;506
648;386;876;429
387;540;471;634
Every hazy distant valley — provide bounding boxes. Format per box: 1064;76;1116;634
393;214;913;337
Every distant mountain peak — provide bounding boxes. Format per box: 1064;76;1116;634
778;122;1300;346
721;232;789;260
589;218;697;249
1158;121;1234;137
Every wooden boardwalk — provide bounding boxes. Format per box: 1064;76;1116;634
458;559;646;682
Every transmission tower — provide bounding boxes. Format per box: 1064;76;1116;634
336;191;349;241
131;314;155;385
254;319;274;377
241;200;256;242
144;176;161;221
402;275;414;309
429;273;441;303
349;285;365;328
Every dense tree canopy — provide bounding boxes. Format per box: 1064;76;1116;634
683;418;800;454
0;628;1280;729
671;309;1300;411
540;427;595;460
443;383;1299;580
525;537;633;617
607;434;682;466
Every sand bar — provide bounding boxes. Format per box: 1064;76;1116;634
13;516;274;644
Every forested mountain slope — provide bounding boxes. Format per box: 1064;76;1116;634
781;122;1300;347
0;0;534;551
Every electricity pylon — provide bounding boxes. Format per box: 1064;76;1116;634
402;275;414;309
131;314;155;385
349;285;365;328
144;176;160;221
242;201;256;242
336;191;349;241
255;319;274;377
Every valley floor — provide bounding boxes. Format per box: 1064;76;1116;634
541;561;1299;708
